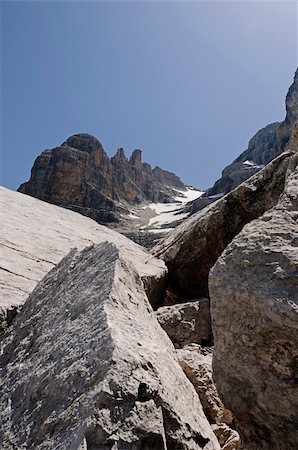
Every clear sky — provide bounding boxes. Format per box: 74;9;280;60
1;0;297;190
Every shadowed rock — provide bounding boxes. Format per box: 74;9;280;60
156;299;212;348
152;150;295;299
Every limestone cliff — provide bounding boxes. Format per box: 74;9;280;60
18;133;186;224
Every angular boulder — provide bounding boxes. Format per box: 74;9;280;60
209;152;298;449
0;242;219;450
0;188;166;333
156;299;212;348
152;150;295;299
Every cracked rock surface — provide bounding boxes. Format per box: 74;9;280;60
152;150;295;299
0;242;219;450
209;152;298;449
0;187;166;332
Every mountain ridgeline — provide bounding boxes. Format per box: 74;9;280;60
18;134;186;224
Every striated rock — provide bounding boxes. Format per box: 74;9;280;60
0;242;220;450
152;150;295;299
193;68;297;211
0;187;167;333
177;345;233;426
156;299;212;348
18;133;186;225
209;151;298;449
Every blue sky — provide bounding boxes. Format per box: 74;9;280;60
1;0;297;190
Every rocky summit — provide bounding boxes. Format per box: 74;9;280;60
18;134;186;225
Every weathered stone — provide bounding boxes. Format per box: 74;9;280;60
209;152;298;449
152;150;295;299
0;187;167;333
177;345;233;426
156;300;212;348
211;424;240;450
18;133;186;225
0;242;220;450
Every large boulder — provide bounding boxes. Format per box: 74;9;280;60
156;299;212;348
209;152;298;449
152;150;295;299
0;187;167;333
0;242;220;450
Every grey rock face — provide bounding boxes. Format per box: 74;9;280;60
18;133;186;225
0;187;167;333
0;242;219;450
209;152;298;450
156;299;212;348
152;150;295;299
193;68;297;211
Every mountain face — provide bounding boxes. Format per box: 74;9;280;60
193;68;298;211
18;134;186;224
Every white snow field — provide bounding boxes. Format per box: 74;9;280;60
128;187;203;232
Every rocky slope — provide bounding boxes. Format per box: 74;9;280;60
18;133;187;224
209;151;298;450
152;150;295;299
0;242;220;449
0;187;166;333
193;68;298;212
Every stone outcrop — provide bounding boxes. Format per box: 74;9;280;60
0;242;220;450
156;299;212;348
209;151;298;449
152;150;295;299
193;68;297;212
0;187;167;333
18;133;186;224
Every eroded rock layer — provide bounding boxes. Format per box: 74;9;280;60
0;242;219;450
